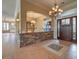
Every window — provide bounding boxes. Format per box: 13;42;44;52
10;23;16;32
57;20;60;37
61;18;70;25
44;21;51;32
72;17;76;40
2;22;9;31
66;18;70;24
61;19;65;25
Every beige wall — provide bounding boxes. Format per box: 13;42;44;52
34;16;45;32
26;16;46;32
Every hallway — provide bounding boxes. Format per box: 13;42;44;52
2;33;77;59
2;33;19;59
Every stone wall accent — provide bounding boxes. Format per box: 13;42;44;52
20;31;53;47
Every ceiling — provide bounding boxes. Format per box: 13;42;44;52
24;0;77;17
27;0;74;7
2;0;17;18
26;0;76;11
2;0;77;19
27;11;46;18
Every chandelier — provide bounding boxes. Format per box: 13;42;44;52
49;2;64;16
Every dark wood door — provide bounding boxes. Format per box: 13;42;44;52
57;16;77;42
60;18;72;41
60;25;72;41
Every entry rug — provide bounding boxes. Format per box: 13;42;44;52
43;40;68;56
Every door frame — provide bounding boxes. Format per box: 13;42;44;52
71;16;77;42
57;19;61;39
57;16;77;42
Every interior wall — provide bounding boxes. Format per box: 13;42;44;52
57;8;77;19
26;16;47;32
34;16;45;32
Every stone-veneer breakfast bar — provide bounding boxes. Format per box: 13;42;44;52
20;31;53;47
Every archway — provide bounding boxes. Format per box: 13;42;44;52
26;11;52;32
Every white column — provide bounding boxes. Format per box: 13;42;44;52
20;0;27;33
51;16;57;39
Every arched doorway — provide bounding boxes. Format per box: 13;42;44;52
26;11;52;32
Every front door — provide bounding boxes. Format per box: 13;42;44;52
57;16;77;42
60;18;72;41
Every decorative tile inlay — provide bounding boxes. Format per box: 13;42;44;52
43;40;68;56
48;44;63;51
